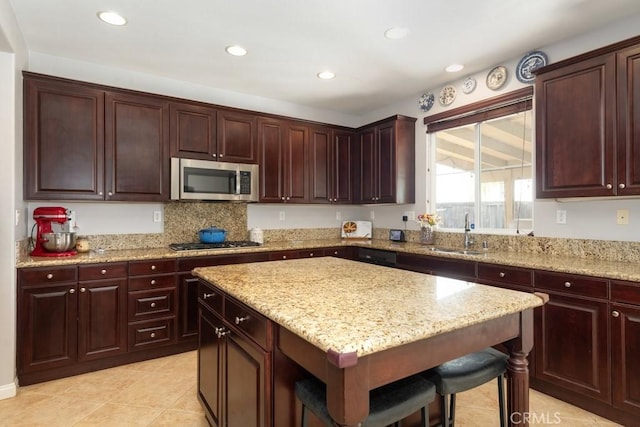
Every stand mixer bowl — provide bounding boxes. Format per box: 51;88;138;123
41;232;77;252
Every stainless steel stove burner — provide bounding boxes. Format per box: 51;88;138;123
169;241;261;251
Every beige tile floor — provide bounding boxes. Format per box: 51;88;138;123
0;350;623;427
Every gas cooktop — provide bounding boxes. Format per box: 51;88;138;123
169;241;261;251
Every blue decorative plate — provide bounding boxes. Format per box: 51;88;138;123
516;51;548;83
418;92;435;112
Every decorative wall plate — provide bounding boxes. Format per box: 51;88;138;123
439;85;456;106
462;76;476;94
418;92;435;112
486;66;507;90
516;51;548;83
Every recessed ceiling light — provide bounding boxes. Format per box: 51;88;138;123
317;71;335;80
225;45;247;56
384;27;409;40
97;11;127;26
445;63;464;72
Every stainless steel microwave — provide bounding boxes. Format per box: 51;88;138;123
170;158;259;202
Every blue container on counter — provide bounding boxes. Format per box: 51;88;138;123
198;226;227;243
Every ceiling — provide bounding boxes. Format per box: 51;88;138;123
8;0;640;115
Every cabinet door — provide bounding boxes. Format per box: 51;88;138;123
309;127;332;203
258;118;285;202
376;122;396;203
358;127;377;203
617;45;640;195
105;92;170;201
611;303;640;416
217;110;258;163
179;274;200;341
199;305;224;427
23;75;105;200
170;101;217;160
284;124;309;203
333;131;354;204
225;330;270;427
535;54;616;198
19;284;78;373
534;293;610;402
77;279;127;361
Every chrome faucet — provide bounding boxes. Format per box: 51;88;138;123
463;212;474;249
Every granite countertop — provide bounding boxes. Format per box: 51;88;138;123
16;238;640;282
193;257;545;357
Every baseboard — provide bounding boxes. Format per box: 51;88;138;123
0;378;17;400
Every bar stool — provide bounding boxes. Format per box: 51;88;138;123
424;348;508;427
295;373;436;427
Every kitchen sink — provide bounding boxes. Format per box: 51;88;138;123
429;247;485;256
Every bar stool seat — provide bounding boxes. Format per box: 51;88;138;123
295;374;436;427
424;347;508;427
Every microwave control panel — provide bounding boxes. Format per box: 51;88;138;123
239;171;252;194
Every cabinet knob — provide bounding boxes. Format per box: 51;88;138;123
499;272;506;278
203;292;215;299
80;287;86;293
334;251;338;255
612;310;620;318
564;281;571;288
151;265;156;270
69;288;75;294
216;328;230;339
101;269;107;275
150;332;156;338
212;153;217;157
46;273;53;280
606;184;613;189
619;183;626;189
281;197;285;201
108;191;113;196
219;153;223;158
282;255;287;259
99;191;103;196
150;302;156;308
286;196;290;201
235;315;249;324
150;279;156;285
309;253;314;257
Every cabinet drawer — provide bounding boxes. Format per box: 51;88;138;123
128;288;176;321
477;263;533;290
128;318;176;351
297;249;321;258
225;297;269;349
78;262;127;281
19;266;77;285
129;274;176;291
534;271;608;299
198;281;223;315
129;259;176;276
611;280;640;305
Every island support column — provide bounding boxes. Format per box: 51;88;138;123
325;350;370;426
504;308;534;427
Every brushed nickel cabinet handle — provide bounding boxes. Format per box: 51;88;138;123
235;316;249;325
150;332;156;338
499;272;506;278
69;288;75;294
150;302;156;308
151;265;156;270
80;287;86;293
612;311;620;318
216;328;230;338
101;269;107;275
150;279;156;285
564;281;571;288
606;184;613;189
46;273;53;280
203;292;214;299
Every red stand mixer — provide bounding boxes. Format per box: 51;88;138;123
31;206;77;257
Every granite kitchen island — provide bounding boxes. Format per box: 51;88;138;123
193;257;546;427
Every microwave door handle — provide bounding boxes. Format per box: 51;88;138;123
235;167;241;195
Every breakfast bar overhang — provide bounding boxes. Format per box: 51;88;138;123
194;257;547;427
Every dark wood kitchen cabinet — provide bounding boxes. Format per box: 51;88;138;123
258;118;309;203
198;280;271;427
23;73;106;200
217;109;259;163
535;35;640;198
533;271;610;403
308;126;354;204
395;252;476;281
610;280;640;417
170;101;217;160
355;115;415;204
476;263;533;292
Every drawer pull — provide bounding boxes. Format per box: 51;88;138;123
101;269;107;275
151;265;156;270
334;251;338;255
46;273;53;280
203;293;215;299
564;281;572;288
69;288;75;294
499;272;506;278
612;311;620;318
216;328;230;338
80;287;86;293
619;183;626;189
150;332;156;338
150;302;156;308
309;253;314;257
606;183;613;189
282;255;287;259
150;279;156;285
235;315;250;325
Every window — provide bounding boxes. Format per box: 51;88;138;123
426;88;533;233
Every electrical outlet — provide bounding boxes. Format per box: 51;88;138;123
556;210;567;224
279;211;285;221
336;211;341;220
402;215;408;222
153;211;162;222
617;209;629;225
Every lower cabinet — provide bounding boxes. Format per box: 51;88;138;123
198;280;271;427
395;252;476;281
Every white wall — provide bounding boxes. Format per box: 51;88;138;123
0;0;27;400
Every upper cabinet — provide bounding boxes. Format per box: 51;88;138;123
354;115;416;204
24;72;170;202
308;127;354;204
535;35;640;198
